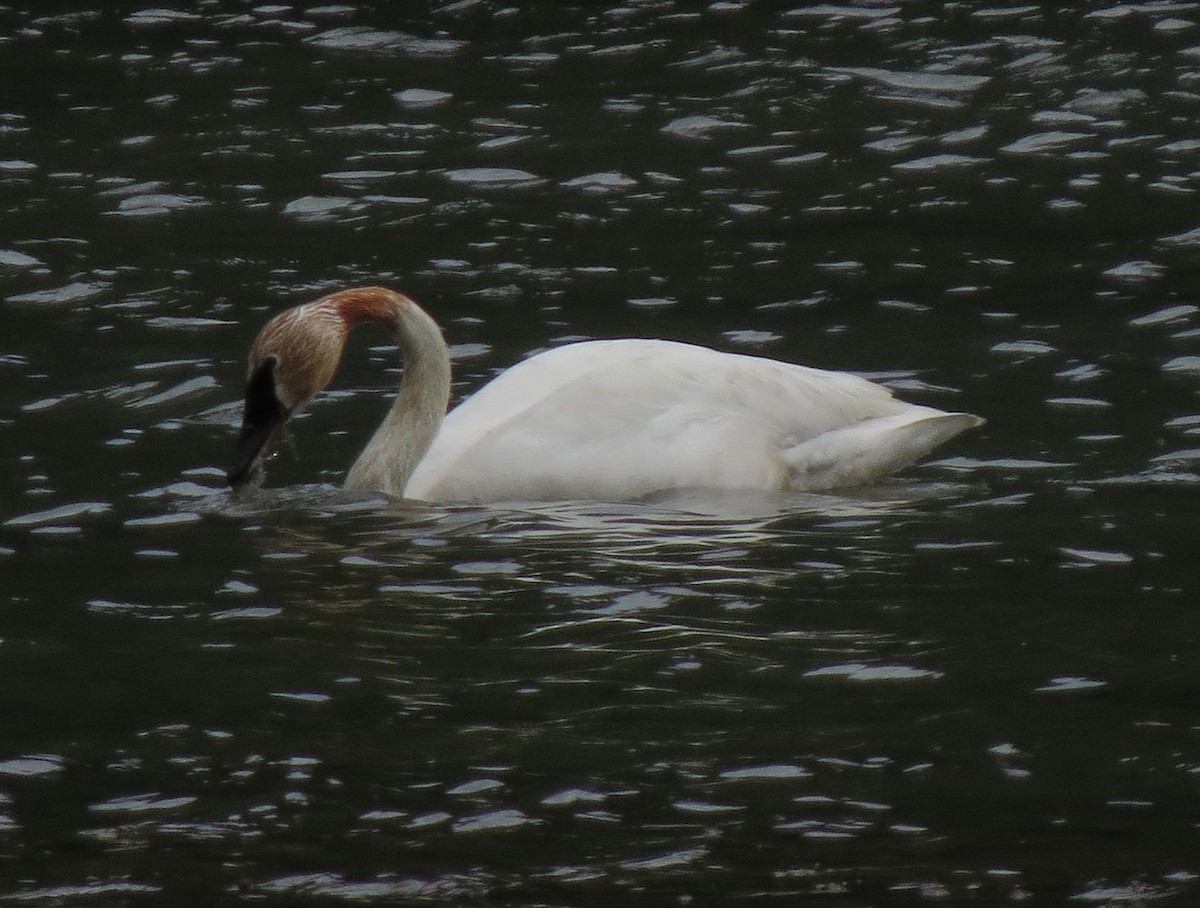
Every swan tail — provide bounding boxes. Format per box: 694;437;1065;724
782;410;984;491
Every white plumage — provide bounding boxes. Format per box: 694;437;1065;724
406;339;979;501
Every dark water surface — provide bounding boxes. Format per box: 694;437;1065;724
3;2;1200;904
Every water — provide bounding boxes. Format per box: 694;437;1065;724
2;2;1200;904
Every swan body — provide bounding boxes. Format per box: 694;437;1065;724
229;287;983;502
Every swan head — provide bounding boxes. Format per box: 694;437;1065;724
227;299;347;487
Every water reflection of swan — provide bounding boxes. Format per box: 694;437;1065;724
228;287;982;502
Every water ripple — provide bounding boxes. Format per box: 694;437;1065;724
3;4;1200;904
305;26;466;58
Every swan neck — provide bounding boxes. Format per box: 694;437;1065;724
341;290;451;496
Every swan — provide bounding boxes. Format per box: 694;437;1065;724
227;286;983;502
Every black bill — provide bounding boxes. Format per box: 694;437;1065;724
227;357;288;487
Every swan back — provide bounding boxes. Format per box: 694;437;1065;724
403;339;976;501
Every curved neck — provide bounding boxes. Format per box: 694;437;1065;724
339;289;452;496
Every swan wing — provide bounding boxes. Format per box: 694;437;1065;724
782;409;984;491
404;339;972;502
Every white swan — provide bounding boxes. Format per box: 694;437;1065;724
228;286;983;502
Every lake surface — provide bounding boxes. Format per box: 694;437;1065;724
3;2;1200;904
